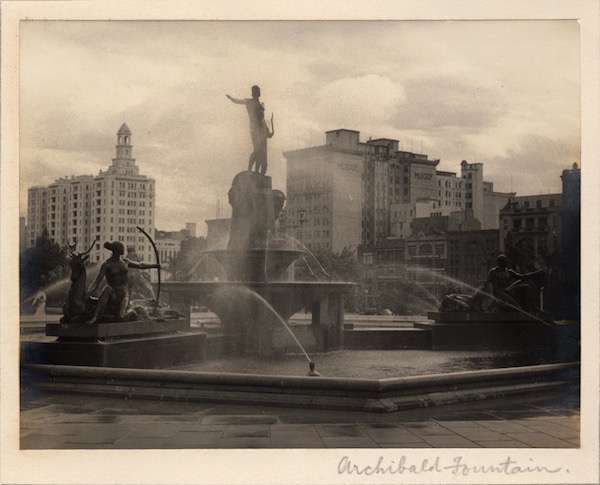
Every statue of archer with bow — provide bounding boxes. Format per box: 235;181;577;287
84;236;160;324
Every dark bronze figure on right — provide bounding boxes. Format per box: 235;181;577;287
483;253;545;312
440;254;546;313
226;85;274;175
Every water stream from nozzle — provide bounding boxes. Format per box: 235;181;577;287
229;285;312;364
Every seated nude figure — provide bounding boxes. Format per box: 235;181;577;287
85;241;160;323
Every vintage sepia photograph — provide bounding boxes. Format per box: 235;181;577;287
2;1;599;484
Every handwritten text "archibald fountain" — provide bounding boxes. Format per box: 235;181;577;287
337;455;565;477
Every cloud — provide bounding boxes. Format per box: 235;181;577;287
312;75;406;128
483;134;580;195
391;75;508;133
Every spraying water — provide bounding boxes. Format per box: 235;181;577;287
284;236;330;278
412;266;557;328
215;285;313;364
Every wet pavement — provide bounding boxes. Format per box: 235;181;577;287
21;386;579;449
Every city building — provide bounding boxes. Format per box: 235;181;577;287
26;124;156;264
446;229;500;289
284;129;513;255
155;230;188;265
155;225;207;281
559;163;580;319
499;193;562;271
19;217;27;249
283;130;364;253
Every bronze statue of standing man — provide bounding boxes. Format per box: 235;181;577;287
226;85;274;175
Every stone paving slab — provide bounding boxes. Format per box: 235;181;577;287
321;436;380;448
446;425;512;442
477;440;532;448
526;423;580;439
360;425;425;444
315;424;369;438
201;415;278;425
420;434;483;448
401;422;455;436
222;425;270;438
474;420;536;433
505;432;575;448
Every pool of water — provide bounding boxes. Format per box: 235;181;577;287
171;348;566;379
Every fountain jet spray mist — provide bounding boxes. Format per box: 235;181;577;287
223;285;313;364
412;266;557;328
285;236;330;278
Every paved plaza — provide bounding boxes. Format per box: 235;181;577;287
21;386;579;449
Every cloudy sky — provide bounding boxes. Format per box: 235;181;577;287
20;20;580;233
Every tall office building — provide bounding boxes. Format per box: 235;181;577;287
26;124;156;264
283;130;364;253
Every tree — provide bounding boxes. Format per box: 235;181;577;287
294;246;361;282
294;247;364;312
20;228;69;303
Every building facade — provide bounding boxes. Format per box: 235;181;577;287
446;229;500;289
559;163;580;319
283;130;364;253
499;193;562;272
26;124;156;264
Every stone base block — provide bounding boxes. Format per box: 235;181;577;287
21;332;206;369
415;321;558;351
46;319;190;340
427;311;553;324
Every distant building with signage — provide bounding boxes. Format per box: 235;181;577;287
283;130;364;253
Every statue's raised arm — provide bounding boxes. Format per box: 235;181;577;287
226;94;246;105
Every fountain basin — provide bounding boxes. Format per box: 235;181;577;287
21;361;580;413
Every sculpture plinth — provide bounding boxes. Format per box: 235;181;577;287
21;318;205;368
217;171;293;281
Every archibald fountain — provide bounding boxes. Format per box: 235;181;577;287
21;86;578;413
